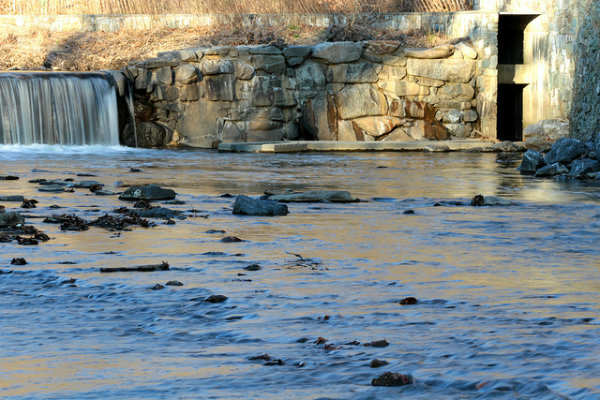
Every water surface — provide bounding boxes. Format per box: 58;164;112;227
0;148;599;399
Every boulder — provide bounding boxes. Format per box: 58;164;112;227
544;137;586;165
455;42;478;59
200;60;234;75
353;116;402;138
569;159;600;178
524;137;552;152
283;45;312;58
71;180;103;189
523;119;569;142
232;195;289;216
311;42;362;64
0;212;24;227
119;184;176;201
534;162;569;177
518;150;546;174
268;190;358;203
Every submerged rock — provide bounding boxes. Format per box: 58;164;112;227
119;184;177;201
372;372;414;386
232;195;289;216
10;257;27;265
205;294;228;303
0;195;25;202
0;212;25;227
534;162;569;177
38;184;66;193
268;190;359;203
134;206;182;219
569;159;600;178
471;195;515;206
370;359;389;368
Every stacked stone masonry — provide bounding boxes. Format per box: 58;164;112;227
123;41;484;147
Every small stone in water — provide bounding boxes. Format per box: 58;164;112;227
166;280;184;286
400;297;418;305
365;339;389;348
16;237;38;245
205;294;228;303
314;337;327;345
244;264;261;271
370;359;389;368
372;372;414;386
11;257;27;265
21;199;38;209
60;278;77;285
220;193;234;198
221;236;243;243
345;340;361;346
151;284;165;290
403;209;415;214
264;359;284;366
471;194;485;206
206;229;226;234
0;175;19;180
129;168;142;173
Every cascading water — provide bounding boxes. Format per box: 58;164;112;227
0;72;119;146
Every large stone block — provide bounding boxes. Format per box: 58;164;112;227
233;61;255;80
377;81;426;98
251;76;273;106
311;42;362;64
206;75;236;101
252;55;286;74
220;121;245;142
201;60;234;75
335;84;388;120
438;83;475;101
407;59;476;83
152;67;173;86
404;44;455;59
326;61;380;83
353;116;403;138
174;64;198;84
177;100;221;147
295;61;326;91
283;45;312;58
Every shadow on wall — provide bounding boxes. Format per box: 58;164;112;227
570;0;600;141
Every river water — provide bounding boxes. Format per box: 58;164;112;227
0;147;599;400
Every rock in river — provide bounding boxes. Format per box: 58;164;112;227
268;190;358;203
0;212;25;227
233;195;289;216
372;372;414;386
119;184;177;201
518;150;546;175
544;137;586;165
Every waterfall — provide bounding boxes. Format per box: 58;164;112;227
0;72;119;146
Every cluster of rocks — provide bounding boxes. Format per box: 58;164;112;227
121;41;482;147
518;136;600;179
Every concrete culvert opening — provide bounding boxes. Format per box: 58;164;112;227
497;84;527;141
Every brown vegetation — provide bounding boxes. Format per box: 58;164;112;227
0;0;472;15
0;23;446;71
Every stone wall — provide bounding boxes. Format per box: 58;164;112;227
123;40;490;148
570;0;600;141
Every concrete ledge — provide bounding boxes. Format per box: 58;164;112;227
218;140;503;153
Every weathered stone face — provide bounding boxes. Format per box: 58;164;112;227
407;59;476;83
335;84;388;120
311;42;363;64
327;61;380;83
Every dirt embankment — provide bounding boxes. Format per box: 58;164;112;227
0;23;444;71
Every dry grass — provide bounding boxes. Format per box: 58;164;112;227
0;0;473;14
0;23;447;71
